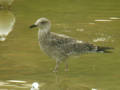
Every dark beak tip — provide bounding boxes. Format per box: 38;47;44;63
29;25;37;29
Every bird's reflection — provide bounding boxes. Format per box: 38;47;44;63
0;10;15;41
54;72;90;90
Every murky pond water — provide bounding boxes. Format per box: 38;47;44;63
0;0;120;90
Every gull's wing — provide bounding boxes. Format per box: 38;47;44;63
50;32;76;44
49;32;97;55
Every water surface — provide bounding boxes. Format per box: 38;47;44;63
0;0;120;90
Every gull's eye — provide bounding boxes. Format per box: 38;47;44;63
41;21;47;24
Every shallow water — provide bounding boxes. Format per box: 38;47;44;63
0;0;120;90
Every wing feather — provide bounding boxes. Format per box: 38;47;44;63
49;32;96;55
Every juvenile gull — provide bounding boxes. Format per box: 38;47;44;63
30;18;113;72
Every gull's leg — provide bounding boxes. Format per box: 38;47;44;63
53;60;60;72
64;60;69;72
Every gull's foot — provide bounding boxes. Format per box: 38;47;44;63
64;68;69;72
53;69;58;72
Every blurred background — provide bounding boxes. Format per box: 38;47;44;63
0;0;120;90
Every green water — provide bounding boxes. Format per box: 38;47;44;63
0;0;120;90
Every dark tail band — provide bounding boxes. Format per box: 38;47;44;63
97;46;114;53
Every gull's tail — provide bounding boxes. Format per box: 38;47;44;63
96;46;113;53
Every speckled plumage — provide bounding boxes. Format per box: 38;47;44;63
38;31;97;61
30;18;113;72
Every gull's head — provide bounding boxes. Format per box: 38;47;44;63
30;17;51;30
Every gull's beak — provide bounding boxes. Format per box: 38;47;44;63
29;24;37;29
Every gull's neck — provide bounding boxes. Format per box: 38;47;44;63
38;25;50;34
38;27;50;41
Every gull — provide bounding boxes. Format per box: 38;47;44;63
30;17;113;72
